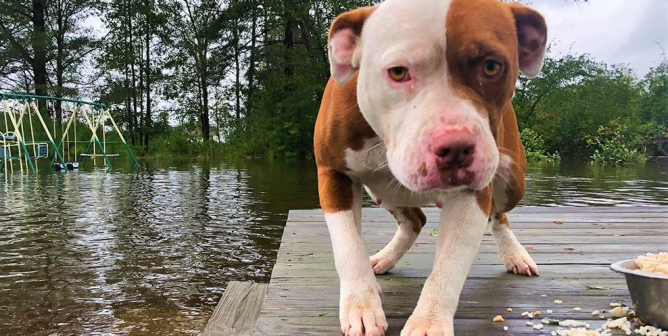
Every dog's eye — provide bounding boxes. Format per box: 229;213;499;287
482;60;502;78
388;67;410;82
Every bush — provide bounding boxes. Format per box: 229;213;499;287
586;119;645;165
520;128;561;162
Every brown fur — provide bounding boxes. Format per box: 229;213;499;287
395;207;428;234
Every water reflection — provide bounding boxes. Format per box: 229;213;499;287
0;158;665;335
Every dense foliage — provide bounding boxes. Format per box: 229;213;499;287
514;53;667;164
1;0;666;164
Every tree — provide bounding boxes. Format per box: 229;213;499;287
48;0;100;126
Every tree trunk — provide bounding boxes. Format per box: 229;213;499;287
234;21;241;120
200;51;210;141
246;1;257;119
128;3;140;147
144;0;151;153
31;0;48;114
54;5;65;130
123;0;135;145
283;19;295;78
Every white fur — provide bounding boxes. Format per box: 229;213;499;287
401;193;489;336
490;216;539;276
369;204;421;274
325;185;388;336
346;138;436;207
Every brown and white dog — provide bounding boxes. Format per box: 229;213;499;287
314;0;547;335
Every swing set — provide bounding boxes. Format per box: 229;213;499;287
0;93;139;175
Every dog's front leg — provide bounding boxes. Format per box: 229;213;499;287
401;191;490;336
318;168;387;336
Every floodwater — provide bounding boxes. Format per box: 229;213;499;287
0;158;666;335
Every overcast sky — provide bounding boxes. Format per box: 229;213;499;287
529;0;668;76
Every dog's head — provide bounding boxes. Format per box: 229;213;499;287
328;0;546;192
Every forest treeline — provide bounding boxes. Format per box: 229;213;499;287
1;0;666;163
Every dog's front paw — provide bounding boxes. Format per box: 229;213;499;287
339;280;387;336
400;315;453;336
501;250;539;276
370;252;397;275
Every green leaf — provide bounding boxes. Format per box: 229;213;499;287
429;229;438;237
586;285;611;290
317;312;328;317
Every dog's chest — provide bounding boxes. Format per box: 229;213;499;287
345;137;434;206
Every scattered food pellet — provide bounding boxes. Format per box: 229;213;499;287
554;220;565;224
609;306;628;317
503;326;509;331
553;328;611;336
555;300;564;304
522;311;529;316
598;315;605;319
609;302;622;307
591;310;600;316
635;325;668;336
534;310;542;316
506;308;513;312
533;323;544;330
604;317;632;335
573;307;582;312
559;320;590;328
493;315;505;322
527;312;534;319
526;321;534;326
547;309;554;314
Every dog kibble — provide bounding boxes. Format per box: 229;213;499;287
493;315;505;322
555;300;564;304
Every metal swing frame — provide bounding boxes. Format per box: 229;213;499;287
0;93;139;174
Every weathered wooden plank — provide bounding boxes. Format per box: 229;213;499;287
254;207;668;335
202;281;268;336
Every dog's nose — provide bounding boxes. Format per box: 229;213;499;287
431;130;476;169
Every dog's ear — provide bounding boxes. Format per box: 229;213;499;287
328;6;376;84
507;3;547;78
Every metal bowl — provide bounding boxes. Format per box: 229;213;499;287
611;259;668;329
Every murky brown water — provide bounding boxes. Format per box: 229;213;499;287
0;158;666;335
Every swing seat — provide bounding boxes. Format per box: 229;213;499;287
37;143;48;159
0;134;15;142
66;162;79;170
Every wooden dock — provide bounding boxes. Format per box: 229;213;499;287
207;206;668;335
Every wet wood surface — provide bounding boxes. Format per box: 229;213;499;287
251;206;667;335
